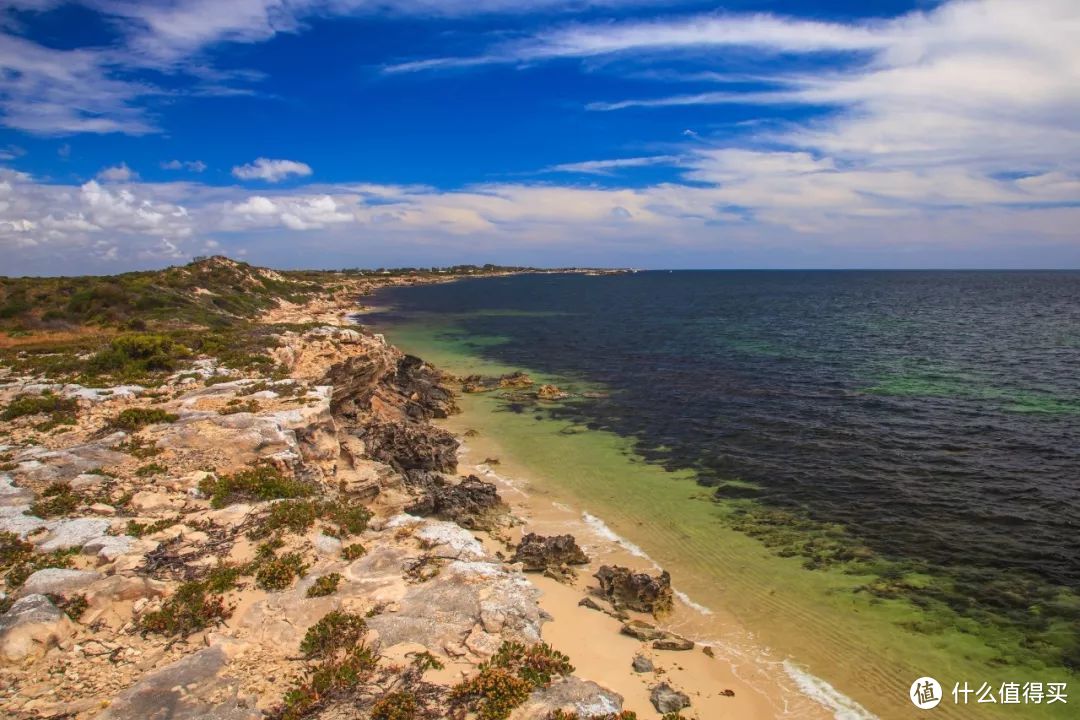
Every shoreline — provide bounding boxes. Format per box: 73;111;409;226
438;398;852;720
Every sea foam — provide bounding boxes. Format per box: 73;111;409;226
782;660;878;720
581;511;653;563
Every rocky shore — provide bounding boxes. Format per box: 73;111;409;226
0;262;738;720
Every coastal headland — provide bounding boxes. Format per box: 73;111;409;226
0;257;790;720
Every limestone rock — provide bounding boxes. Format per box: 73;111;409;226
632;655;655;673
15;568;101;599
0;474;33;507
35;518;111;552
99;646;258;720
0;594;76;664
594;565;673;615
650;682;691;713
518;677;624;719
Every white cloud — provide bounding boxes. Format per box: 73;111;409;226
544;155;680;175
97;163;138;182
232;158;313;182
162;159;207;172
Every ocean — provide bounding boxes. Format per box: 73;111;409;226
367;270;1080;718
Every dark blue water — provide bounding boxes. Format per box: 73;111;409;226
370;271;1080;664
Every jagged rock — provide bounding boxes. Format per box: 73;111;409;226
358;420;458;473
35;518;111;553
632;655;655;673
536;384;568;400
517;677;624;719
321;348;397;419
498;372;534;389
15;568;101;599
512;533;589;572
0;594;76;664
99;645;258;720
393;355;459;420
650;682;691;713
405;475;509;531
594;565;673;615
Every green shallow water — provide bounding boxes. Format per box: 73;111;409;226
372;316;1077;720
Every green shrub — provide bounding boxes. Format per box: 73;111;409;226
342;543;366;561
450;667;533;720
108;407;179;432
451;641;574;720
125;516;179;538
139;578;233;636
47;593;89;620
135;462;167;477
113;434;162;458
306;573;341;598
299;611;368;659
255;552;308;591
87;333;189;377
5;547;78;590
1;392;77;424
199;464;314;509
29;482;81;517
370;692;419;720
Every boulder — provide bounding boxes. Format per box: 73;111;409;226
594;565;673;615
650;683;691;714
0;594;76;664
511;533;589;572
517;676;624;719
632;655;655;673
15;568;101;599
406;475;509;531
35;518;111;552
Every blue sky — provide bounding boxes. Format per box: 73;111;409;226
0;0;1078;274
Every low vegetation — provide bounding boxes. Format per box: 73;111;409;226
199;464;315;509
108;407;179;432
306;573;342;598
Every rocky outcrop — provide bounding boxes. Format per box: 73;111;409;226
358;420;459;473
594;565;674;615
405;474;509;530
650;682;691;713
393;355;458;420
511;533;589;572
0;594;76;664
